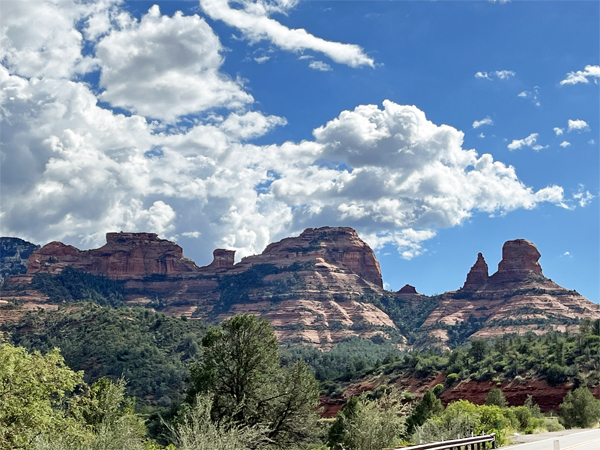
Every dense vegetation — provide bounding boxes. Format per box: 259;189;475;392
282;336;401;393
334;324;600;390
31;267;125;307
0;343;151;450
3;316;600;450
3;304;207;404
186;315;321;448
369;294;440;344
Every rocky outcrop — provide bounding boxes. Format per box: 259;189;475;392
208;249;235;269
2;232;599;349
26;232;200;280
490;239;543;284
244;227;383;287
0;238;40;284
398;284;419;295
423;239;600;345
2;227;394;348
461;253;488;291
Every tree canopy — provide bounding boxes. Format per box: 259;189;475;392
186;314;321;448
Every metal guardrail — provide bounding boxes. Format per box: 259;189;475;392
389;433;497;450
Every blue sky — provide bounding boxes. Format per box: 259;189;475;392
1;0;598;302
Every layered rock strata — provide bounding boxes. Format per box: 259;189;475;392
2;233;599;348
2;227;395;348
26;232;200;280
423;239;600;344
461;253;489;291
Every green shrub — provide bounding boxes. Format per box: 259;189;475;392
559;387;600;428
445;373;459;387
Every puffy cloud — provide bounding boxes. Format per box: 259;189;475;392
559;141;571;148
0;0;118;79
554;127;564;136
472;117;493;129
308;61;332;72
508;133;539;150
96;6;253;122
475;70;515;80
0;68;569;261
0;1;572;263
198;0;374;68
567;119;590;132
560;65;600;85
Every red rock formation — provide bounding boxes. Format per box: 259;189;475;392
244;227;383;287
398;284;419;295
490;239;543;284
208;249;235;269
6;232;599;349
6;227;394;348
27;232;200;280
461;253;489;291
422;238;600;345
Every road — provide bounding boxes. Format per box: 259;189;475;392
505;429;600;450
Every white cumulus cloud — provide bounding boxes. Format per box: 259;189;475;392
560;65;600;85
567;119;590;132
0;0;573;264
553;127;564;136
96;6;253;122
559;141;571;148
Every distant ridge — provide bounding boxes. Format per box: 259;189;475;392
1;230;599;349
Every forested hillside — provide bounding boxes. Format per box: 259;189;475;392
4;305;207;405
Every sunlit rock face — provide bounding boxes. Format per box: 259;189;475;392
247;227;383;288
461;253;489;291
3;232;600;350
422;239;600;346
26;232;200;280
491;239;543;283
4;227;396;349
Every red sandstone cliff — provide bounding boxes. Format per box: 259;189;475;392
2;233;599;349
3;227;395;348
423;239;600;345
26;233;200;280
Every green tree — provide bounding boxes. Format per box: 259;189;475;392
468;340;488;363
169;394;264;450
405;390;444;437
186;314;320;447
327;391;408;450
559;387;600;428
485;388;508;407
0;343;88;449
